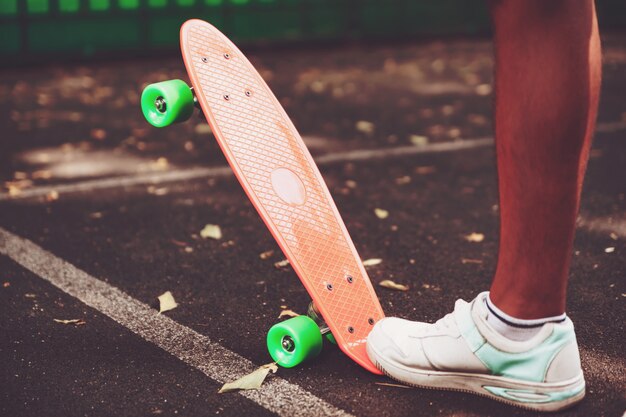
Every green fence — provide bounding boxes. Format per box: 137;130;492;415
1;0;624;66
0;0;491;65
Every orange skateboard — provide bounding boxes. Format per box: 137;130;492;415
141;19;384;374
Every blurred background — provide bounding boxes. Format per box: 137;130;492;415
1;0;626;64
1;2;625;417
1;0;625;190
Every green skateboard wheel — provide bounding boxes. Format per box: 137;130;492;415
267;316;323;368
141;79;194;128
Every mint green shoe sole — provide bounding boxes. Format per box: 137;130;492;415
367;343;585;412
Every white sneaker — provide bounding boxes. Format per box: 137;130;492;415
366;292;585;412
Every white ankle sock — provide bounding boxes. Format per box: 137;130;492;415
485;294;566;341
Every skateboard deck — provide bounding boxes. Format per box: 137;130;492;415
180;19;384;374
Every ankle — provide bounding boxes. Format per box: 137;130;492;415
485;294;566;342
489;285;566;319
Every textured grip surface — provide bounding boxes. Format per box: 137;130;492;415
181;20;384;373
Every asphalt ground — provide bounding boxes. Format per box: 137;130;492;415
1;33;625;417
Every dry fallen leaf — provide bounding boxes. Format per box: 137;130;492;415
218;363;278;393
421;283;442;291
375;382;411;389
259;250;274;260
468;114;488;126
374;208;389;219
447;127;461;139
7;185;21;196
415;166;436;175
355;120;375;135
53;318;86;325
379;280;409;291
431;59;445;73
441;105;455;116
464;233;485;243
5;179;33;196
184;140;195;151
409;135;429;146
158;291;178;314
475;84;492;96
152;157;169;170
278;309;299;319
309;80;325;93
274;259;290;269
609;232;618;241
32;170;52;180
195;124;212;135
200;224;222;240
45;190;59;201
90;128;107;140
147;186;168;196
461;258;483;265
363;258;382;267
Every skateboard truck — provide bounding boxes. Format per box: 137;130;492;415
190;87;201;109
307;302;336;343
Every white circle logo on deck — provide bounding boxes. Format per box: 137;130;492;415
270;168;307;206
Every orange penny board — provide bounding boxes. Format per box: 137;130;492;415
181;19;384;374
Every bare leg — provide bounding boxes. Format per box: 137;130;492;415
366;8;597;400
489;0;602;318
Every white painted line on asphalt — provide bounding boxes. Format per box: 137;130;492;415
2;118;624;202
0;166;233;201
0;137;494;201
578;214;626;238
0;227;354;417
595;120;626;133
315;137;493;164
